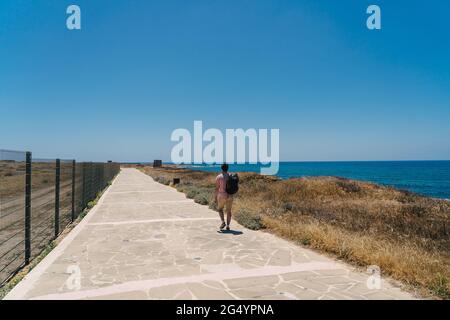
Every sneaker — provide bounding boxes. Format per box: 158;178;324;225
220;222;226;230
226;225;230;231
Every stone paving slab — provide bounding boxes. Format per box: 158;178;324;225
4;168;416;300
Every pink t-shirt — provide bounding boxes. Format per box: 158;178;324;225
216;173;229;198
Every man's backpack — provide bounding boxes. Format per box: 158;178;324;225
226;173;239;195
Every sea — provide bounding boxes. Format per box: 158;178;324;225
183;161;450;200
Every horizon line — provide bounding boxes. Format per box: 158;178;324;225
121;159;450;164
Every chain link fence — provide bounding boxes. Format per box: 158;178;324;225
0;150;120;286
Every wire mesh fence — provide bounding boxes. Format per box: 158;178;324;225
0;150;26;286
0;150;120;286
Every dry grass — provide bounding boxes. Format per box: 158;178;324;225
137;165;450;299
0;161;74;197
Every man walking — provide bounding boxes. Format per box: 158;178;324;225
215;163;233;230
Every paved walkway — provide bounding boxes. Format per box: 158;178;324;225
5;169;415;300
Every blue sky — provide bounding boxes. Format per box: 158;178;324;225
0;0;449;162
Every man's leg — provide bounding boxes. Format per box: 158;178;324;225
219;209;225;223
226;197;233;227
217;197;226;229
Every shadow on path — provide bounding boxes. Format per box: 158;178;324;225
217;230;243;236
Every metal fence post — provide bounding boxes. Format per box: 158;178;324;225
86;163;90;203
54;159;60;238
24;152;32;265
90;162;94;201
82;162;86;208
101;165;105;189
71;160;76;222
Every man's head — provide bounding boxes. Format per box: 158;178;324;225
221;163;229;173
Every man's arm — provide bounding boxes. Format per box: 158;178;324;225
214;176;219;203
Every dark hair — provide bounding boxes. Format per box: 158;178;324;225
221;163;229;172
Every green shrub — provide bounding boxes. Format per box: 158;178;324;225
87;200;97;209
430;274;450;299
186;188;199;199
154;176;170;185
234;209;265;230
336;179;361;193
281;202;295;212
194;193;209;205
